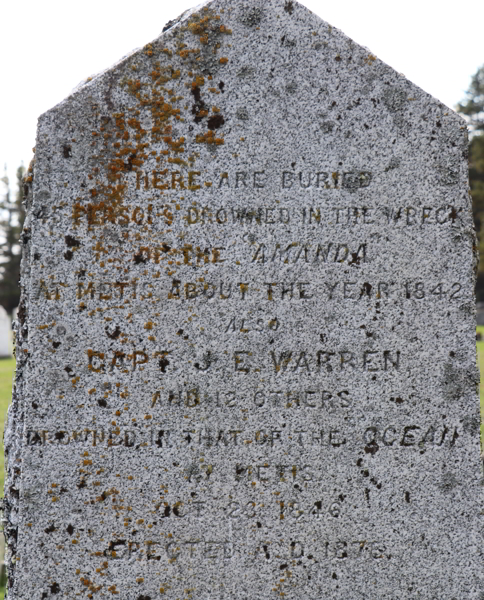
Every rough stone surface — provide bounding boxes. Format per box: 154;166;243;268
5;1;483;598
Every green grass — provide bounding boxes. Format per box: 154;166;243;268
0;358;15;496
476;326;484;447
0;357;14;600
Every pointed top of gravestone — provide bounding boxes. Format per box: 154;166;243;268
40;0;466;202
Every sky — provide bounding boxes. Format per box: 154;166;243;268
1;0;483;190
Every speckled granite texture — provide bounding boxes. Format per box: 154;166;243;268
5;1;483;598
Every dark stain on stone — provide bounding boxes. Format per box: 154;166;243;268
191;85;208;123
64;250;73;261
50;583;60;594
33;252;40;261
66;524;74;536
55;432;65;441
65;235;81;248
159;356;170;373
126;153;136;171
405;491;411;503
44;524;56;534
360;282;372;297
98;398;107;408
207;114;225;130
106;325;121;339
284;1;294;14
364;441;379;455
349;252;361;266
240;7;263;27
218;81;225;93
62;145;72;159
133;249;148;264
52;341;61;349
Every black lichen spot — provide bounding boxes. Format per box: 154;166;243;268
207;114;225;130
44;524;56;534
32;401;38;409
125;153;136;171
55;432;65;441
218;81;225;93
161;243;171;252
284;1;294;14
360;282;372;297
349;252;362;266
64;250;73;261
106;325;121;340
159;356;170;373
356;458;363;466
332;573;338;580
256;521;262;528
66;524;74;536
164;505;171;517
405;491;411;503
279;563;288;570
62;145;72;159
77;479;87;489
133;249;148;264
53;341;61;349
65;235;80;248
191;85;208;123
364;441;379;455
176;329;184;336
137;596;152;600
50;583;60;594
449;207;460;222
98;398;107;408
33;252;40;261
263;544;270;559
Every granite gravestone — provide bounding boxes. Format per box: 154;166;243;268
5;1;483;598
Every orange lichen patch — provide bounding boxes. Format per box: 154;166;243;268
168;157;188;166
144;322;153;330
196;131;224;145
219;57;229;64
179;48;200;59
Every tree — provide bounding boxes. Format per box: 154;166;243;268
457;65;484;300
0;166;26;313
457;65;484;133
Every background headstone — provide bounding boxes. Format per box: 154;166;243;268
5;0;482;598
0;306;11;358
